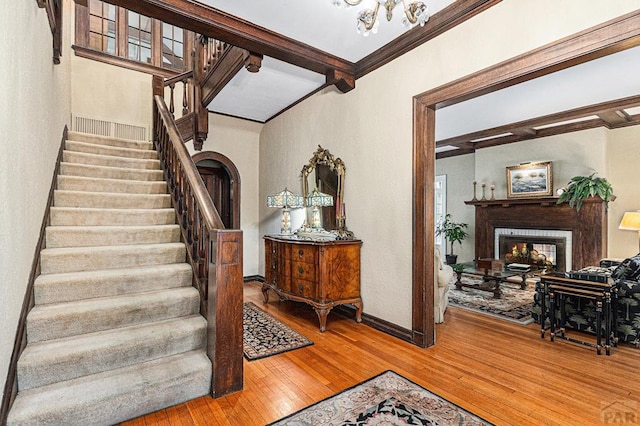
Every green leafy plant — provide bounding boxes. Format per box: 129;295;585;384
556;173;614;211
452;263;465;273
435;214;469;256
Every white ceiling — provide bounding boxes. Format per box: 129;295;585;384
198;0;640;141
202;0;455;122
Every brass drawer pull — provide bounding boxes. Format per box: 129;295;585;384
298;249;304;258
298;266;304;275
298;284;304;293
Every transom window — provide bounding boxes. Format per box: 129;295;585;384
76;0;193;75
88;0;116;54
127;11;152;63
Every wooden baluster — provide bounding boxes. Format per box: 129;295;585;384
169;83;175;117
182;81;189;116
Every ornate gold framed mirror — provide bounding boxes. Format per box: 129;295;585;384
299;145;354;239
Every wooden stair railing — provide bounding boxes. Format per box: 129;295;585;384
154;95;243;397
153;35;262;151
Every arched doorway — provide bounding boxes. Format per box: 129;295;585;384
192;152;240;229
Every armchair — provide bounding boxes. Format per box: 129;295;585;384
435;245;454;323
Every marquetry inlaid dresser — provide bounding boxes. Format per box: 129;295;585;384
262;235;363;332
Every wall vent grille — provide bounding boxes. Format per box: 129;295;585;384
71;115;149;141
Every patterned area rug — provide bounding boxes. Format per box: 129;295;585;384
243;302;313;360
268;370;492;425
448;274;536;325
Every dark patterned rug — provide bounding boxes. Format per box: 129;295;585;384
243;302;313;360
268;370;492;425
448;274;535;325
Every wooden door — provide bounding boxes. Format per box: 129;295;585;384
197;165;232;229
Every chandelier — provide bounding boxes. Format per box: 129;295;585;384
333;0;430;36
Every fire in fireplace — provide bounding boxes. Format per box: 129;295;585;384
495;228;572;272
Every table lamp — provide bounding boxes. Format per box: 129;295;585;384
619;211;640;252
306;188;334;230
267;188;304;235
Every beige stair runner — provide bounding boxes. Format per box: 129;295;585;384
7;131;211;426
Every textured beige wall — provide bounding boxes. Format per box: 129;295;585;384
0;1;72;397
259;0;639;328
186;114;263;276
71;57;153;134
607;126;640;258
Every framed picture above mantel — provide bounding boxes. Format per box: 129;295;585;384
506;161;553;198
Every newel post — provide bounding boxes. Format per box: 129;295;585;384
207;229;244;397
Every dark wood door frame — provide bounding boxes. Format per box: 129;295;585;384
192;151;241;229
411;11;640;347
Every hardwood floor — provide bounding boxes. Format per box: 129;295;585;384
122;282;640;425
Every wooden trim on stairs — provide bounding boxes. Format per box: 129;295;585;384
0;126;68;425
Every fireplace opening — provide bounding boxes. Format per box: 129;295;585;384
499;236;566;271
494;228;572;272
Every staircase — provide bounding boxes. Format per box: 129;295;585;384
7;132;212;426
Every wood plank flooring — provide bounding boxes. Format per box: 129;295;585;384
121;282;640;425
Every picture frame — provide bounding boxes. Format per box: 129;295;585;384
506;161;553;198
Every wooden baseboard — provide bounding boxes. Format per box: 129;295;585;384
0;127;68;425
333;305;413;343
250;274;413;342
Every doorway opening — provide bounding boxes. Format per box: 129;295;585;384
192;152;240;229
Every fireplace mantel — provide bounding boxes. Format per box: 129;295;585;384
465;197;608;270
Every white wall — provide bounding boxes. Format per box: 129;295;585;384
475;128;608;199
259;0;640;329
435;154;475;263
187;114;263;276
0;0;72;398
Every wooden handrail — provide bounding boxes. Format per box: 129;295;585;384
164;70;194;87
154;94;243;397
155;95;223;231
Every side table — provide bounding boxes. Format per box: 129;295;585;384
537;273;617;355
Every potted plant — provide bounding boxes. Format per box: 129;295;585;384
435;214;469;265
556;172;614;211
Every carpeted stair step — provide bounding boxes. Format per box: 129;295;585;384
18;315;207;390
50;207;175;226
67;131;153;151
57;175;167;194
65;140;158;160
60;162;164;181
7;350;211;426
45;224;180;248
40;242;185;274
53;189;171;209
34;263;192;305
26;287;200;342
62;151;161;170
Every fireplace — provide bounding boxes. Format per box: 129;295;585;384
465;197;607;271
495;228;571;271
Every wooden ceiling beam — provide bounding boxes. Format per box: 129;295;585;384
355;0;502;78
436;94;640;157
100;0;356;79
597;109;630;127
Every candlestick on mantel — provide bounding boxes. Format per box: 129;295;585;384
472;181;477;201
481;183;486;201
490;184;495;200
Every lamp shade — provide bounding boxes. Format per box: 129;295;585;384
619;211;640;231
306;188;334;207
267;188;304;208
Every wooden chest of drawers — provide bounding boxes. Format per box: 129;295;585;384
263;235;363;332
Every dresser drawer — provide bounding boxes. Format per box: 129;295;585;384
292;245;316;263
291;278;316;299
291;261;315;281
